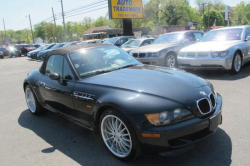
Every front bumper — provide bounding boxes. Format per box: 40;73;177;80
178;56;233;70
130;93;222;155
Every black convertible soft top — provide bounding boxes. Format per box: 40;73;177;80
48;44;110;57
40;44;111;74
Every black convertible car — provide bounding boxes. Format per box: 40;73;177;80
23;44;222;161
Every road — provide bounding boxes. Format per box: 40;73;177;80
0;57;250;166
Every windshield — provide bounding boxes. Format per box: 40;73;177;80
51;43;65;49
103;37;118;44
42;44;53;50
121;39;141;48
69;46;140;77
153;33;183;44
200;28;243;42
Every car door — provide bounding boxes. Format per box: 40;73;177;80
244;27;250;61
39;55;76;116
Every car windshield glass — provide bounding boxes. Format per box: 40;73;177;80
79;41;88;44
153;33;183;44
103;37;118;44
200;28;243;42
69;46;140;77
42;45;52;50
121;39;141;48
51;43;64;49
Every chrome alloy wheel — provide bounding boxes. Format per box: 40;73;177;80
101;115;132;158
25;87;36;113
166;54;176;67
234;54;241;72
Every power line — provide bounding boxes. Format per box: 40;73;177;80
64;6;108;19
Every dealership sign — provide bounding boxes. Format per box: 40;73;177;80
108;0;143;19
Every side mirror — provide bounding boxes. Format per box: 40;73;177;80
115;43;121;47
48;73;60;80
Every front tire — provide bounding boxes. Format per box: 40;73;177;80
25;85;44;115
165;53;177;68
231;52;242;74
100;109;142;161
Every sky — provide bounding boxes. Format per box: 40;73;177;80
0;0;246;31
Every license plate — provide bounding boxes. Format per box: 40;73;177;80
209;111;222;131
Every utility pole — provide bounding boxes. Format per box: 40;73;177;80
26;29;29;43
207;3;210;28
52;7;58;43
201;3;206;31
28;14;35;44
60;0;67;42
2;18;7;42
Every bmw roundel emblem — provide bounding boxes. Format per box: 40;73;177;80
200;91;207;96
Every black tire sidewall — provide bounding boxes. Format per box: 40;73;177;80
99;109;141;161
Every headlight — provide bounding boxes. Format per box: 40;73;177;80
145;109;194;126
211;51;229;58
147;51;163;57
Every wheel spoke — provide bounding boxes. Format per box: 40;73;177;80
101;115;132;158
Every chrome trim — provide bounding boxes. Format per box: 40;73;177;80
209;92;217;110
73;91;94;101
196;97;213;115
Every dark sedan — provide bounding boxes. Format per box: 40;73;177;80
37;43;65;60
23;44;222;161
28;44;55;59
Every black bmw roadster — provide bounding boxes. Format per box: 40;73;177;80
23;44;222;161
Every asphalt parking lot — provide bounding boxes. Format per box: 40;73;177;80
0;57;250;166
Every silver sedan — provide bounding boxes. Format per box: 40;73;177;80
178;26;250;73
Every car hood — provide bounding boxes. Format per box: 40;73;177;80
29;49;41;54
122;47;138;52
80;65;211;104
181;40;241;52
132;43;179;52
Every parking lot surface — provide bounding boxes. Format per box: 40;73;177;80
0;57;250;166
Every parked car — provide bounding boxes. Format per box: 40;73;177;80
178;26;250;74
28;44;55;59
130;31;204;67
78;39;102;45
19;44;37;56
0;51;4;59
8;46;22;57
37;43;65;61
64;41;80;46
23;44;222;161
103;36;136;47
0;47;9;56
121;38;155;53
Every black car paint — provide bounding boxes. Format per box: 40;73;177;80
24;45;222;154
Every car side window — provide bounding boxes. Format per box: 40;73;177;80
184;32;196;42
118;38;128;44
245;28;250;40
45;55;63;77
141;39;152;46
63;58;74;80
193;32;204;41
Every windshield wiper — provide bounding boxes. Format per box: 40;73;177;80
80;69;113;77
80;64;138;77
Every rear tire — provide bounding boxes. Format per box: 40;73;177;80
0;56;3;59
25;85;44;115
100;109;142;161
231;52;242;74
